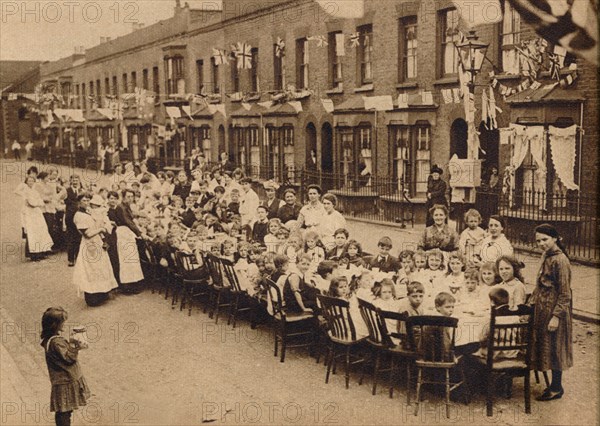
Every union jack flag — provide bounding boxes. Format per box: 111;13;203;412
233;42;253;70
212;48;229;65
349;32;360;48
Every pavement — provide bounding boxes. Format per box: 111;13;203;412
1;159;599;425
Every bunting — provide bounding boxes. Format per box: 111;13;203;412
307;35;328;47
349;32;360;48
275;37;286;58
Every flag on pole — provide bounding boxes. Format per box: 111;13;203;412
315;0;365;18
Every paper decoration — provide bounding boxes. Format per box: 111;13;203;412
349;32;360;48
307;35;328;47
548;125;579;190
288;101;303;113
181;105;193;120
321;99;334;113
363;95;393;111
166;106;181;119
397;93;409;108
421;91;434;105
212;48;229;65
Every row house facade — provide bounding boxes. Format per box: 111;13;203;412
39;0;598;208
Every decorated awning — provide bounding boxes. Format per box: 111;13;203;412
506;82;583;124
54;108;85;123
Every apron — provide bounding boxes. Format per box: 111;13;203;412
115;226;144;284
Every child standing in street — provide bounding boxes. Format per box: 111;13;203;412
40;307;90;426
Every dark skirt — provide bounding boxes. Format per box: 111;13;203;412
50;376;90;413
84;292;110;307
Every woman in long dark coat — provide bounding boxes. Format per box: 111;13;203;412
530;224;573;401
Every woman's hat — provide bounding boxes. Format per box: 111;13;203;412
431;165;443;175
89;194;105;207
263;180;280;191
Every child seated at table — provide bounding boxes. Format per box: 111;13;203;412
373;278;400;312
395;250;416;298
252;206;270;244
227;189;241;216
271;254;290;290
459;209;486;266
312;260;337;295
420;292;456;362
303;231;326;272
264;218;283;253
461;268;489;312
496;256;527;310
434;252;466;303
397;281;425;336
206;213;226;235
328;276;350;299
283;254;317;314
343;239;366;268
350;268;375;302
326;228;349;261
475;287;520;360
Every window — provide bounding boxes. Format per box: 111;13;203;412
500;1;521;74
81;83;87;110
211;57;220;93
389;124;431;197
328;31;343;89
60;82;71;107
105;77;110;95
196;60;204;93
142;69;149;90
192;126;211;159
152;66;159;96
112;76;118;96
164;55;185;95
131;71;137;90
440;9;460;76
399;16;418;82
337;125;372;188
233;126;260;177
265;126;295;181
75;84;80;109
89;82;94;106
122;73;128;94
231;60;239;93
96;80;101;100
296;38;309;89
251;48;259;92
273;43;284;91
357;25;373;85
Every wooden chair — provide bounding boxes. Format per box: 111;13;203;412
472;304;534;417
176;251;211;316
264;278;316;363
317;295;367;389
139;239;161;294
220;258;257;328
204;254;232;323
408;315;470;418
357;299;417;402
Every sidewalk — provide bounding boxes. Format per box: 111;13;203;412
345;217;600;323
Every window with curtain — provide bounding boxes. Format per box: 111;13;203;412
74;84;80;109
415;125;431;196
251;48;259;92
89;81;94;107
273;44;284;91
81;83;87;110
328;31;343;89
231;60;239;93
501;0;521;74
142;69;149;90
296;38;309;89
122;73;128;94
399;16;418;82
95;80;101;102
192;126;210;158
337;126;372;187
440;9;460;76
105;77;110;95
152;67;159;96
211;57;220;94
390;126;410;193
265;126;294;181
196;60;204;93
131;72;137;91
164;56;185;95
358;24;373;85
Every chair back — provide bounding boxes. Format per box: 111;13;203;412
175;251;202;273
357;299;388;348
379;309;413;349
486;304;534;368
264;278;285;319
220;258;243;292
204;254;223;286
140;239;157;264
407;316;459;363
317;295;357;341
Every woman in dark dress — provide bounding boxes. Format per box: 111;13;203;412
530;224;573;401
425;165;448;227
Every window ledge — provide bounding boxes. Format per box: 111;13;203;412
495;73;521;81
354;84;374;93
396;82;419;90
326;87;344;95
433;77;459;86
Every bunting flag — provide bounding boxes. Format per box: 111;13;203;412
212;48;229;65
321;99;334;113
275;37;286;58
349;32;360;48
506;0;598;66
307;35;328;47
233;42;253;69
7;93;17;101
315;0;365;19
452;0;503;28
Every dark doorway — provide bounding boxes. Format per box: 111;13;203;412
450;118;468;159
218;125;226;160
479;123;499;177
321;122;334;191
306;122;317;169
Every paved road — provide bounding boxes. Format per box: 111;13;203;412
1;160;598;425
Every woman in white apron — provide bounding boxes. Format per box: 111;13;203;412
19;176;54;261
73;194;118;306
113;189;145;294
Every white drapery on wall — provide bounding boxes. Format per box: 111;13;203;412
507;124;546;209
549;125;579;190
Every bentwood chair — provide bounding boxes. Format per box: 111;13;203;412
317;295;367;389
176;251;211;316
358;299;417;402
220;258;257;328
472;304;534;417
264;278;316;363
204;254;232;323
409;315;470;418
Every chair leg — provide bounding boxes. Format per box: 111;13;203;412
534;370;540;384
214;291;221;324
280;330;286;363
389;356;395;398
406;363;412;406
460;364;471;405
273;327;278;357
325;345;334;384
345;346;351;389
542;371;550;388
486;374;494;417
372;352;380;396
358;351;367;386
414;368;422;416
525;371;531;414
445;369;451;418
